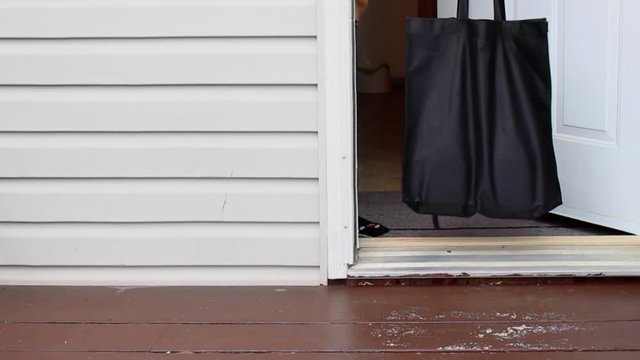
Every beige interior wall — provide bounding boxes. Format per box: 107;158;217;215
356;0;419;79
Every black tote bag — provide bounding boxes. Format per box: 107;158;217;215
403;0;562;219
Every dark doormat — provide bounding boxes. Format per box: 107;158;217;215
358;192;628;238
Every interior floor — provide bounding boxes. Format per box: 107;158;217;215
357;85;626;238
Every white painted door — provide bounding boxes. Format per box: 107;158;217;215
439;0;640;234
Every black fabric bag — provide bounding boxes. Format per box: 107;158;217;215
403;0;562;219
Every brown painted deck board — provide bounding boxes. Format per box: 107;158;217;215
3;284;640;323
3;353;640;360
3;322;640;352
2;284;640;358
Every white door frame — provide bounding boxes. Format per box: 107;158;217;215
317;0;357;281
320;0;640;282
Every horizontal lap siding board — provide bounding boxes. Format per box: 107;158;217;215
0;38;317;85
0;179;319;222
0;133;318;178
0;86;318;132
0;223;320;266
0;0;317;38
0;0;323;284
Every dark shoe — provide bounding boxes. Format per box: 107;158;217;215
358;217;390;237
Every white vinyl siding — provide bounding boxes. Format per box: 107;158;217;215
0;86;318;132
0;179;318;222
0;223;319;266
0;38;316;85
0;0;316;38
0;133;318;178
0;0;322;285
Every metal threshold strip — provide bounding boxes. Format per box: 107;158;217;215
348;236;640;278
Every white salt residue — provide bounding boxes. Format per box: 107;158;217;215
493;312;518;320
541;323;587;334
386;306;430;321
370;324;426;348
438;344;468;351
449;311;481;320
438;343;492;351
521;312;568;321
433;311;537;321
491;323;585;340
505;342;554;350
431;311;486;321
433;311;568;322
472;324;563;351
479;323;587;350
488;311;569;321
492;325;536;339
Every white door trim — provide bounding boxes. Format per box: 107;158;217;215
317;0;356;281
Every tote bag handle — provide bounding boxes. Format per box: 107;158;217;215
457;0;507;21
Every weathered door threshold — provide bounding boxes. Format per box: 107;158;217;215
348;236;640;279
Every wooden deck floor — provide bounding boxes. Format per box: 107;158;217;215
2;282;640;359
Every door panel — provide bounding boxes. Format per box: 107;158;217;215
544;0;639;234
555;0;619;144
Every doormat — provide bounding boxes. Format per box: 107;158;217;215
358;192;627;238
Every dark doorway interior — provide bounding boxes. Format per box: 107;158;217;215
355;1;626;238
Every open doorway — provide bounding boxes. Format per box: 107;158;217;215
352;0;633;278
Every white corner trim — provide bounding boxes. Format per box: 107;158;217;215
317;0;356;281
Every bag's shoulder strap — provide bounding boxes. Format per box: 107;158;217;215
457;0;507;21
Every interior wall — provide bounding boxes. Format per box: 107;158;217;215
356;0;419;79
437;0;501;18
